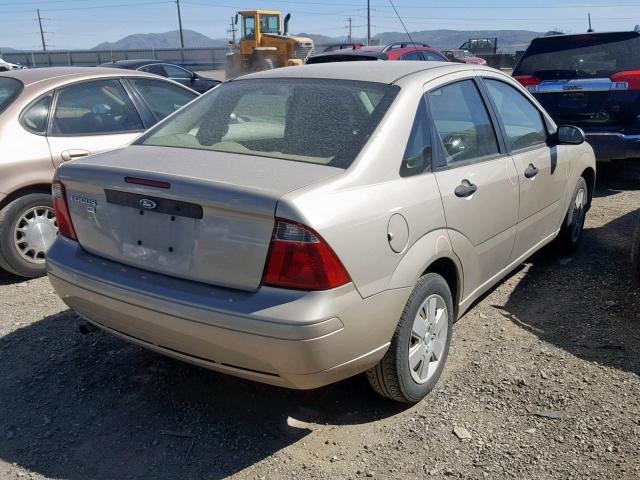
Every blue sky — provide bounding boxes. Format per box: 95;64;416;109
1;0;639;50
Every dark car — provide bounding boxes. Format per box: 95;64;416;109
307;43;449;64
633;217;640;284
101;60;220;93
513;31;640;163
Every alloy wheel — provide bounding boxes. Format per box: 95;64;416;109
408;294;449;384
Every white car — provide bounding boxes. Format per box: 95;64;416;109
0;58;25;72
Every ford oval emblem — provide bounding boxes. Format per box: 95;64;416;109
139;198;157;210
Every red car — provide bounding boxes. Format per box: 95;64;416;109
307;43;449;64
442;49;487;65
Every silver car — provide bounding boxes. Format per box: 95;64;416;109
47;62;596;403
0;67;198;277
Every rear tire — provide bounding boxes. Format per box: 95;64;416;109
367;273;453;403
0;193;57;278
556;177;588;253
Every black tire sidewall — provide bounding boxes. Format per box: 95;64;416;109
0;193;54;278
394;274;454;403
559;177;588;251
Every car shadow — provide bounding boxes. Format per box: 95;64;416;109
495;197;639;377
0;269;27;286
0;309;406;480
594;160;640;199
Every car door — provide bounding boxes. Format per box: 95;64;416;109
46;79;146;167
427;76;519;299
126;77;198;122
161;64;196;89
481;76;569;261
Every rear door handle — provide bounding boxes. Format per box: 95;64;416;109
454;180;478;198
61;149;90;162
524;164;539;179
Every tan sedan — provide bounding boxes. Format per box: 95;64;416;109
0;67;198;277
48;62;596;403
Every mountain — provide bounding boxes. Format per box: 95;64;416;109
372;30;542;53
85;28;541;53
92;30;228;50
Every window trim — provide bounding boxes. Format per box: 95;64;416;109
425;76;508;172
478;77;550;155
47;77;147;138
19;92;53;136
137;63;195;80
400;96;433;177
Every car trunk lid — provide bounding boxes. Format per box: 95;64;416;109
57;145;342;291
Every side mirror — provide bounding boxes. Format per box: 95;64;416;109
556;125;585;145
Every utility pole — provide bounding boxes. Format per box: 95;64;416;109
37;9;47;51
227;16;238;43
587;13;593;32
347;17;352;43
175;0;185;48
366;0;371;45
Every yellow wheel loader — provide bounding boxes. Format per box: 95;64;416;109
226;10;315;78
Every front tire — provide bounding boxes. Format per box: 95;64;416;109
557;176;588;253
367;273;454;403
0;193;57;278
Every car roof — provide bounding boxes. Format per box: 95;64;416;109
101;59;167;69
239;61;479;84
534;30;640;41
0;66;157;87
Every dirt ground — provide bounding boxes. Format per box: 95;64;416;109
0;169;638;480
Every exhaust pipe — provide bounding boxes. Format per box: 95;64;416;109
78;321;98;335
283;13;291;36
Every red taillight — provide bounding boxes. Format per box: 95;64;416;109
611;70;640;91
262;219;351;291
51;181;77;240
514;75;541;87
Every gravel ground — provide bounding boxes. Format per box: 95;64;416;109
0;170;638;480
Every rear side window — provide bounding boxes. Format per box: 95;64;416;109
52;79;144;135
129;78;196;121
428;80;500;166
401;51;446;62
138;78;399;169
484;79;547;151
401;98;431;176
21;94;52;134
514;32;640;79
0;77;23;114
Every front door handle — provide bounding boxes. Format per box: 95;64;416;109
454;180;478;198
61;149;90;162
524;164;539;179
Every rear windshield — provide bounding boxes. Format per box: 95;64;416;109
514;32;640;79
138;78;399;168
0;77;23;114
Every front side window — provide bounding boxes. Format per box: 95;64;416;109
428;79;500;166
129;78;197;121
140;64;168;77
0;77;23;114
401;98;431;176
484;79;547;151
138;78;399;169
242;15;256;40
260;14;279;34
21;94;52;133
52;79;144;135
162;64;192;79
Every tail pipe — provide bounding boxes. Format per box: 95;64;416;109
283;13;291;36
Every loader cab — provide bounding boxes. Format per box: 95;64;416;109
238;10;282;55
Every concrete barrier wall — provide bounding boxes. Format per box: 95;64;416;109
0;47;231;70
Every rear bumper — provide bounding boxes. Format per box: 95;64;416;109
586;132;640;162
46;237;410;389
